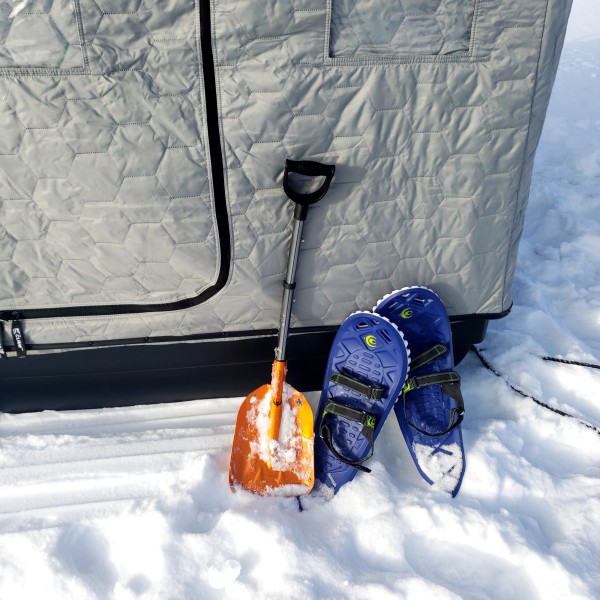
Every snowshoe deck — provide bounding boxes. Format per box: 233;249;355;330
313;311;410;493
375;287;466;497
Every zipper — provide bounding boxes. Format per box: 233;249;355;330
0;1;230;323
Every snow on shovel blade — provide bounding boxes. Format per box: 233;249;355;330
229;379;314;496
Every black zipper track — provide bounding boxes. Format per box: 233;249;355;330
0;0;229;322
0;310;509;354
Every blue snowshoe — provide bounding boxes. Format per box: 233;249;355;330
374;287;466;497
313;311;410;494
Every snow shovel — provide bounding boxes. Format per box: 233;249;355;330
229;159;336;495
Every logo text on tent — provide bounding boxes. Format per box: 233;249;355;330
12;327;24;351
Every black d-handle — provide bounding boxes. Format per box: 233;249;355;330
283;159;335;220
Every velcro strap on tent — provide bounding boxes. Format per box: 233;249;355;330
319;400;377;473
329;372;385;401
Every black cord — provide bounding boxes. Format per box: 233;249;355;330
541;356;600;370
471;346;600;437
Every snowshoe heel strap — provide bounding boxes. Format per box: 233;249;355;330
403;371;465;437
319;400;377;473
329;371;385;401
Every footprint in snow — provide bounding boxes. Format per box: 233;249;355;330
206;559;242;589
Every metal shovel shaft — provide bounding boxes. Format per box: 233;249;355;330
269;210;304;442
275;214;305;363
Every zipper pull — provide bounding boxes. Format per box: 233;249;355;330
10;313;27;357
0;321;7;359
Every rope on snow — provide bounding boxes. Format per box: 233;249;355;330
471;346;600;437
541;356;600;370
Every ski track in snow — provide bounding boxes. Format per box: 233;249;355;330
2;2;600;599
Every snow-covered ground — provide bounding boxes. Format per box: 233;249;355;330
1;2;599;598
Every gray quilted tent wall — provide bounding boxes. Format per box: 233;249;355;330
0;0;572;349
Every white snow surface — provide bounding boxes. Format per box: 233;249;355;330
412;442;463;494
1;3;600;598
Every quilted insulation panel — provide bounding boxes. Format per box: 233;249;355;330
0;0;571;347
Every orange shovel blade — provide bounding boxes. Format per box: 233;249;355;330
229;384;315;496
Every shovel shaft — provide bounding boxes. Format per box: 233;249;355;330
275;216;304;363
268;359;287;441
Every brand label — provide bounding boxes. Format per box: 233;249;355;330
400;308;413;319
0;323;6;358
11;320;27;357
364;335;377;349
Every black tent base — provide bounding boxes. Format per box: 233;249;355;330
0;319;488;414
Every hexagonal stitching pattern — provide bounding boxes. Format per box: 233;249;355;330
0;0;568;347
0;0;85;69
330;0;475;58
0;0;218;310
213;0;549;326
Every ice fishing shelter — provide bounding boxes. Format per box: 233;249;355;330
0;0;572;411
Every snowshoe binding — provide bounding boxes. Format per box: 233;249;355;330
313;311;410;494
374;287;466;497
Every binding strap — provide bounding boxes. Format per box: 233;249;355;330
319;401;377;473
329;371;385;401
403;372;464;436
409;344;448;371
402;344;465;437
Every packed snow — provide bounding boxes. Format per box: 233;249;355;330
1;2;599;598
411;442;463;494
243;385;313;477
